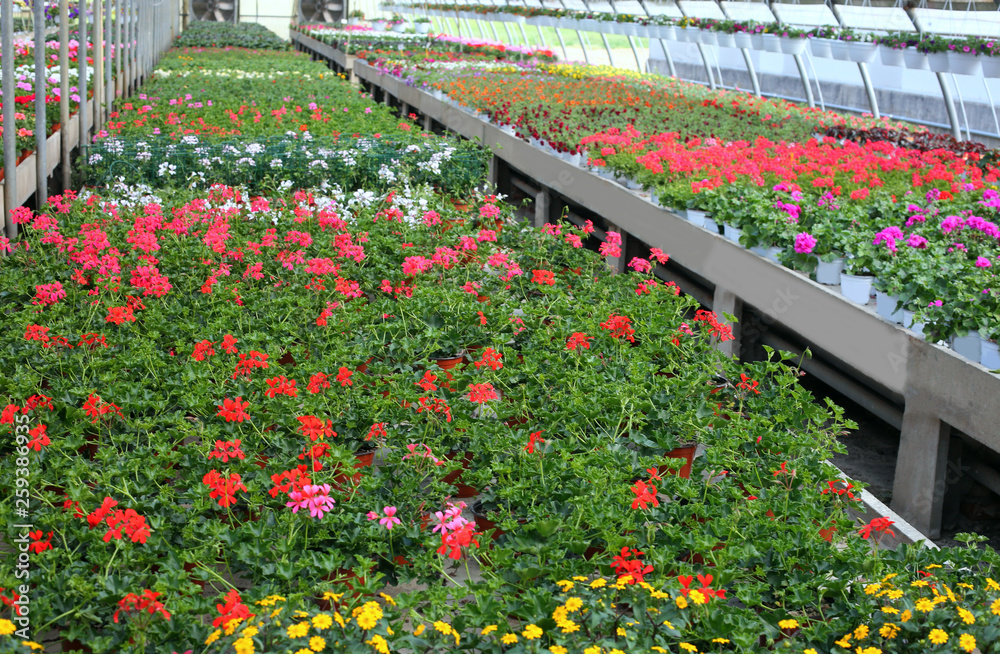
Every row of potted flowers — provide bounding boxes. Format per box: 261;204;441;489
387;2;1000;77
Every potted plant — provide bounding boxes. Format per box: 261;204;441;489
348;9;365;25
414;16;433;34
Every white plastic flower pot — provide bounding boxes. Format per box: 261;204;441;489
699;29;718;46
902;310;926;339
723;223;743;244
415;23;431;34
660;25;677;41
814;257;845;285
809;38;833;59
703;217;720;234
733;32;753;50
749;33;764;50
686;209;707;228
902;47;929;70
762;34;782;53
879;45;905;68
840;273;873;305
766;246;783;263
947;51;982;76
779;37;807;55
926;52;950;73
828;40;852;61
951;331;982;363
715;32;735;48
846;41;877;63
876;291;904;324
981;338;1000;369
981;56;1000;78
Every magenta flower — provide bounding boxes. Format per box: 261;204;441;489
286;484;336;519
628;257;652;273
378;506;401;531
794;232;817;254
976;256;992;268
906;234;928;249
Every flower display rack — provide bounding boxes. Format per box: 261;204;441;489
327;52;1000;541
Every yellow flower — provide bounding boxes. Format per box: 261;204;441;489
886;590;904;600
880;606;898;615
900;610;911;623
675;595;688;609
572;576;589;582
234;637;255;654
583;647;601;654
834;636;851;648
556;579;574;591
312;614;333;630
205;630;221;645
609;650;625;654
558;619;580;634
294;649;313;654
522;624;543;640
479;625;495;636
778;619;799;630
590;578;607;589
652;648;668;654
322;592;344;602
914;598;935;613
501;633;518;645
853;625;869;640
959;633;976;652
224;618;244;635
310;636;326;651
956;606;974;624
434;621;460;646
550;647;568;654
366;634;390;654
23;643;43;652
287;622;310;639
928;628;948;644
864;584;881;596
650;589;669;599
910;580;929;587
242;626;260;638
879;623;899;639
679;643;698;653
379;592;397;606
565;597;583;612
711;639;730;644
689;589;707;605
856;648;881;654
987;577;1000;591
804;650;818;654
334;612;347;628
616;627;627;637
0;620;15;636
662;620;676;631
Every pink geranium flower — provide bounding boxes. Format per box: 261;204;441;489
286;484;336;519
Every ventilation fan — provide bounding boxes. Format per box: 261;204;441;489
299;0;348;23
190;0;239;22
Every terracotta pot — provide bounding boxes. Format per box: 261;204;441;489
430;354;464;388
61;638;93;653
658;444;696;479
355;356;376;374
680;542;725;566
441;450;477;498
333;449;376;489
317;567;367;610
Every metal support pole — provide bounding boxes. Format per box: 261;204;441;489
115;0;123;97
78;0;88;145
856;62;879;119
105;0;113;106
739;48;761;97
535;24;548;47
502;20;515;43
93;0;103;136
627;35;643;71
658;39;677;77
488;19;501;41
791;53;813;107
695;42;716;89
34;0;47;204
518;20;530;46
123;0;131;95
60;0;70;190
555;27;569;60
982;77;1000;140
598;31;615;66
951;74;972;142
2;0;16;238
578;29;593;65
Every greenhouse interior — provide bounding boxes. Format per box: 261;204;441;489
5;0;1000;652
